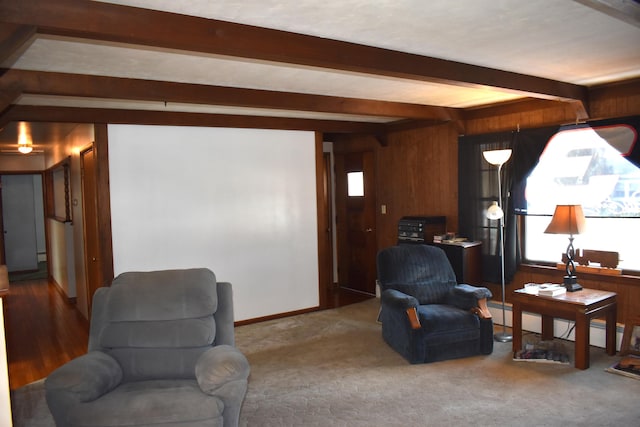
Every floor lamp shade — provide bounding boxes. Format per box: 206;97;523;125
486;201;504;220
544;204;586;292
482;149;512;166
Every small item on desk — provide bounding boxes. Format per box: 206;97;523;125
522;283;566;296
522;283;541;295
438;231;468;244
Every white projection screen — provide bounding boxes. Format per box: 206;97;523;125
108;125;319;321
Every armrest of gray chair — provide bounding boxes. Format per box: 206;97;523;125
196;345;250;427
214;282;236;347
45;351;123;425
446;284;493;319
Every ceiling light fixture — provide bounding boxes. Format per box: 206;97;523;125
17;122;33;154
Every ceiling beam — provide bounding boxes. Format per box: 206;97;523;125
464;77;640;122
3;105;388;134
573;0;640;28
0;0;589;109
589;76;640;98
463;98;568;121
0;69;457;121
0;83;21;117
0;22;36;65
462;97;589;124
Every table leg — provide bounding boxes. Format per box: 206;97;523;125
605;303;617;356
541;315;554;341
512;302;522;354
574;314;589;370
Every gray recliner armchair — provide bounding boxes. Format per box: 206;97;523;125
45;268;250;427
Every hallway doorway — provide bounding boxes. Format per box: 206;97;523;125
0;174;46;277
334;150;378;295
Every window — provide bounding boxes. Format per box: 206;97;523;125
347;171;364;197
523;125;640;271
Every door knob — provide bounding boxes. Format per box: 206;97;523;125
365;228;373;232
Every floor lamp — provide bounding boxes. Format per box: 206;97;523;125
483;149;512;343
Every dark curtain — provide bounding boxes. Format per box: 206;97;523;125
459;131;515;284
511;127;561;214
459;126;557;284
510;127;560;267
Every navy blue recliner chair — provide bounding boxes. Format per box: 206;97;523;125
377;245;494;364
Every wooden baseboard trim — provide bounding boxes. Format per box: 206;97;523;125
235;305;320;327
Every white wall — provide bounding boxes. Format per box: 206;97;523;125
67;124;94;319
48;220;76;298
0;153;44;172
108;125;319;321
32;175;46;260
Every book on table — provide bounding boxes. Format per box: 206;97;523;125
537;284;567;296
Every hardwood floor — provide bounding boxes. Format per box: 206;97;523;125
3;278;89;390
326;286;375;309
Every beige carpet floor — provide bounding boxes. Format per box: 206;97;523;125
11;299;640;426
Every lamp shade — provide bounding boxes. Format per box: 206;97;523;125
544;205;586;235
482;149;512;166
17;122;33;154
486;201;504;220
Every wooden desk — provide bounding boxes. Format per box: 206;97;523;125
430;241;482;285
512;287;617;370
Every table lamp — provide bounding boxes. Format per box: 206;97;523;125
544;204;586;292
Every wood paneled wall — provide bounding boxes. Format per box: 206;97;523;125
377;125;459;249
334;80;640;324
464;79;640;135
334;123;459;251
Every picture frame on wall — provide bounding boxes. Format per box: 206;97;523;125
605;316;640;380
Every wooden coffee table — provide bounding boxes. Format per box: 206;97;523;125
512;287;617;369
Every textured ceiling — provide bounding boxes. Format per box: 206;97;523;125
91;0;640;84
1;0;640;151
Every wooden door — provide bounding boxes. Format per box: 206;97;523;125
322;152;335;291
0;178;6;266
81;146;101;314
335;150;377;294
